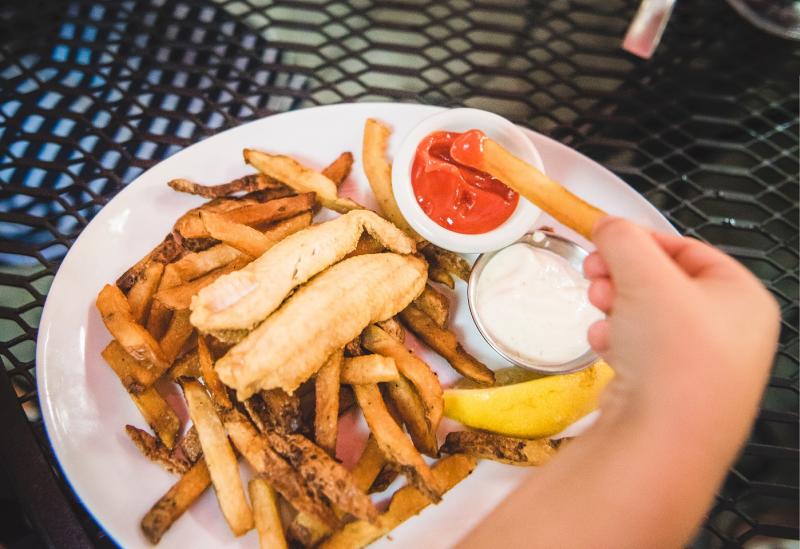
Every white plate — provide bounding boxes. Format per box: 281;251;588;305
36;103;676;549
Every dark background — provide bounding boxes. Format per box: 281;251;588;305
0;0;797;547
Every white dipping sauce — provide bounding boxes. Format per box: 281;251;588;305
475;243;602;366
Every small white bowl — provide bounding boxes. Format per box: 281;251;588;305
392;108;544;254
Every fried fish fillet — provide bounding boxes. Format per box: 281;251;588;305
216;253;427;397
190;210;415;334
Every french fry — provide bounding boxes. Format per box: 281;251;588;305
266;432;379;524
127;262;164;324
399;304;495;385
419;243;471;283
469;137;605;240
384;376;438;457
168;173;285;198
198;336;231;409
441;431;560;466
340;355;399;384
125;425;189;474
322;151;354;187
412;284;450;328
140;459;212;544
244;149;363;214
352;383;441;502
101;339;158;393
175;425;203;464
200;211;312;259
117;232;184;292
315;350;342;456
146;266;180;339
259;388;303;434
216;193;314;229
154;259;246;310
369;463;400;494
159;309;194;365
350;436;387;492
249;478;288;549
182;380;253;536
362;325;443;437
221;408;340;529
320;454;477;549
375;316;404;343
174;198;255;239
169;349;200;380
97;284;169;374
288;513;331;548
169;243;243;282
362;119;419;238
428;263;455;289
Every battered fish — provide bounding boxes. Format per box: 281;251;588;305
216;253;427;398
190;210;415;334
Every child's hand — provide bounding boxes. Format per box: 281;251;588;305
584;217;780;445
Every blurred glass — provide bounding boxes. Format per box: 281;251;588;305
726;0;800;39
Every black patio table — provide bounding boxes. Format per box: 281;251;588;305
0;1;797;547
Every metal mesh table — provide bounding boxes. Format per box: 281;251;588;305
0;0;797;547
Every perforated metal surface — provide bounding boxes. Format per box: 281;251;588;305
0;0;797;547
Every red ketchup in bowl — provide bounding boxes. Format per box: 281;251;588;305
411;130;518;235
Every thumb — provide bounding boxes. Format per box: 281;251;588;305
592;217;683;287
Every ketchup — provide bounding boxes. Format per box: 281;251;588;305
411;130;517;235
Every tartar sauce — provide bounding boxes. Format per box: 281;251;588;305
475;242;602;366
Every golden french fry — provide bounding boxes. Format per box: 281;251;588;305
441;430;560;466
399;304;495;385
175;425;203;464
101;339;158;393
127;262;164;325
169;349;200;380
218;193;314;229
375;316;404;343
174;197;255;239
419;244;471;283
384;376;438;457
154;259;246;310
340;355;399;385
369;463;400;494
244;149;363;214
266;432;378;524
474;137;605;240
288;512;331;548
200;211;312;259
259;388;303;434
362;325;443;435
315;350;342;456
362;119;419;238
353;383;441;502
140;459;211;544
322;151;354;187
125;425;189;474
170;244;243;282
168;173;285;198
249;478;288;549
350;435;387;492
412;284;450;328
320;454;477;549
117;232;184;292
198;336;231;409
428;263;454;289
97;284;169;374
182;380;253;536
102;341;180;447
146;266;180;339
221;408;340;529
159;309;194;365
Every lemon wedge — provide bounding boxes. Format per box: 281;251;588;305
443;360;614;438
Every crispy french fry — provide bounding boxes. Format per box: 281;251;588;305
350;436;387;492
288;512;331;548
375;316;404;343
322;151;354;187
244;149;363;214
170;244;243;282
362;325;443;435
369;462;400;494
259;389;303;434
249;478;288;549
320;454;477;549
140;459;211;544
182;380;253;536
412;284;449;328
97;284;169;374
127;262;164;325
175;425;203;464
441;430;560;466
125;425;189;474
315;350;342;456
352;383;441;502
419;244;471;283
159;309;194;365
266;432;378;524
168;173;285;198
147;266;180;339
399;304;495;385
169;349;200;380
198;337;231;409
470;137;605;240
200;211;312;259
362;119;419;238
428;263;454;289
340;355;399;384
218;193;314;229
117;232;184;292
384;376;437;457
222;408;340;529
101;339;158;393
174;198;254;239
154;259;246;310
